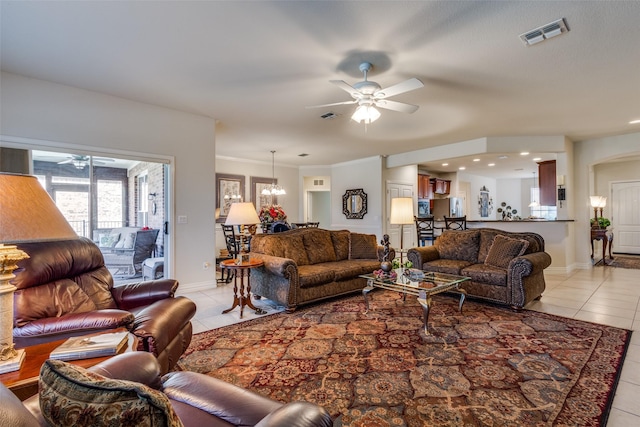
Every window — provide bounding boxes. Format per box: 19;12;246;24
530;187;557;220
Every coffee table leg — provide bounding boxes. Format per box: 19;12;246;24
458;288;467;313
417;296;432;334
362;279;375;313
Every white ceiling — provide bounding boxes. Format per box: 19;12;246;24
2;1;639;178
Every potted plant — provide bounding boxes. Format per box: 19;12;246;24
590;217;611;229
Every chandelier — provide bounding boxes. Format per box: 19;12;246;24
261;150;286;196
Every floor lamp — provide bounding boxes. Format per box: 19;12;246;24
0;173;78;372
390;197;414;264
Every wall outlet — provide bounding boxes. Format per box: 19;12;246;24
203;262;211;270
177;215;188;224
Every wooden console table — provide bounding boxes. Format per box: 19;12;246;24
591;227;614;265
0;329;134;400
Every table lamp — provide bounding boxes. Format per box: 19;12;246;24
225;202;260;262
590;196;607;227
0;173;78;372
390;197;414;263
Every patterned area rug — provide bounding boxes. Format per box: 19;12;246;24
178;291;631;426
609;254;640;269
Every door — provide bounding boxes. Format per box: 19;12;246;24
386;182;414;251
612;181;640;254
308;191;331;227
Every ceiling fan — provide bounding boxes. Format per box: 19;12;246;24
58;155;115;169
307;62;424;124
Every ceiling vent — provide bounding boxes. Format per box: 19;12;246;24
520;18;569;46
320;112;338;120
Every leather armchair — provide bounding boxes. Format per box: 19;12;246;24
11;237;196;374
0;352;333;427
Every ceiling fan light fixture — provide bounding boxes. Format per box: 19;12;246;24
351;105;380;124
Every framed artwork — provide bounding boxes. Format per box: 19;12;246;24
477;186;493;218
216;173;245;223
251;176;276;212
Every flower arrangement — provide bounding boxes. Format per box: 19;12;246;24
590;217;611;229
258;205;287;224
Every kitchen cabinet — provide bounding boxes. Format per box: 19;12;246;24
418;174;432;199
431;178;451;195
538;160;556;206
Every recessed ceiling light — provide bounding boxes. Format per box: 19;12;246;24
488;163;495;167
473;158;480;162
630;119;640;124
532;157;541;161
459;166;466;170
442;163;449;166
499;155;508;160
298;153;309;157
520;152;529;156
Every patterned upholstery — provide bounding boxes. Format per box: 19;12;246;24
484;235;530;269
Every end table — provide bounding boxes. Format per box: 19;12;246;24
220;258;266;318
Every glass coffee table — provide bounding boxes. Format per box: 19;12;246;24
360;270;470;334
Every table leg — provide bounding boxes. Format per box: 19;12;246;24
457;288;467;313
609;233;614;260
362;279;375;313
417;296;433;334
222;269;240;315
602;237;608;265
243;269;266;315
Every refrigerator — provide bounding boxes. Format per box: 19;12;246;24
431;198;464;220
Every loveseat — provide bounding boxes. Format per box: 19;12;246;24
249;228;390;311
407;228;552;309
0;352;332;427
11;237;196;374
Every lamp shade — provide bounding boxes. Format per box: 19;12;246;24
0;173;78;243
590;196;607;208
390;197;414;225
225;202;260;226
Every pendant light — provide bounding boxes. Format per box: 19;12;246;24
261;151;286;197
528;171;539;208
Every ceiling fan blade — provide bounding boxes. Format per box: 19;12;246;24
57;159;73;165
306;100;357;109
374;99;420;114
330;80;359;96
374;78;424;99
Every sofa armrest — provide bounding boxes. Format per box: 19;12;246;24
13;310;135;347
111;279;179;310
407;246;440;269
250;253;298;278
162;371;282;426
131;296;196;356
510;251;552;276
255;401;333;427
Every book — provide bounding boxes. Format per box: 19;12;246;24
0;348;26;374
49;331;129;361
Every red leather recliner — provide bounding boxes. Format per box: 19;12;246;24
0;352;333;427
11;237;196;374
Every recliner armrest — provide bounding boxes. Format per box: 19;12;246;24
131;296;196;355
111;278;179;310
88;351;163;389
255;401;333;427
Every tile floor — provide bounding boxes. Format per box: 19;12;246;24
176;266;640;426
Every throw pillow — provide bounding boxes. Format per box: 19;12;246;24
350;233;377;259
39;359;183;427
302;230;337;264
122;232;137;249
484;235;530;269
99;233;120;248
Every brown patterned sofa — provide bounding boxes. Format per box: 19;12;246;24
407;228;552;309
249;228;391;311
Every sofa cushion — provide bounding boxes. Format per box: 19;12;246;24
326;260;381;281
478;230;542;262
39;359;183;427
297;264;336;288
331;230;351;261
350;233;377;259
484;235;529;269
422;259;473;275
461;263;508;287
251;234;309;266
435;230;480;263
302;229;337;264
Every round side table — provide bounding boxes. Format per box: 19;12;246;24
220;258;266;318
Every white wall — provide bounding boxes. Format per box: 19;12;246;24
457;172;497;221
0;72;217;286
574;132;640;267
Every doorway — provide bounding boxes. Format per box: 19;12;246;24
612;181;640;254
386;181;414;250
308;191;331;227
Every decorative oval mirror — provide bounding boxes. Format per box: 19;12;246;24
342;189;368;219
